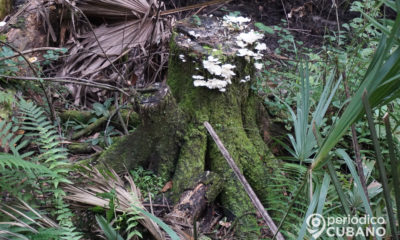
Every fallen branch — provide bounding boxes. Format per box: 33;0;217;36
204;121;285;240
71;109;117;140
0;75;130;96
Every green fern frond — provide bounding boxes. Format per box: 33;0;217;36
0;99;81;239
0;154;56;177
0;90;14;105
265;163;309;237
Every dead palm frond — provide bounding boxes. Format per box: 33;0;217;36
63;166;168;240
62;0;168;78
0;199;61;239
76;0;160;19
63;18;167;77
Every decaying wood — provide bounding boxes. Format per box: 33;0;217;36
165;171;223;238
166;183;208;225
204;121;285;240
70;109;117;140
67;142;94;154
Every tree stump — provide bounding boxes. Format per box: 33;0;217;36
98;15;281;239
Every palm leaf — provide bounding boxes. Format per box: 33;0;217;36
312;8;400;170
95;215;124;240
64;166;179;240
62;0;168;77
63;18;166;77
76;0;158;19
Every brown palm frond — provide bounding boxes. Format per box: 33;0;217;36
62;17;167;77
61;0;169;79
76;0;160;19
64;166;167;240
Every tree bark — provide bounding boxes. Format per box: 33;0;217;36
0;0;12;20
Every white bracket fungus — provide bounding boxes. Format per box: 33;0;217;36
236;30;264;46
190;15;268;92
240;75;251;83
179;54;186;62
223;15;251;25
188;30;201;39
193;56;236;92
254;62;263;70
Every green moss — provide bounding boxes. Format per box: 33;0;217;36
60;109;139;129
171;125;207;201
201;172;223;202
60;110;93;124
67;142;92;154
97;94;185;179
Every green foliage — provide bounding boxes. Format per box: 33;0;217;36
95;215;124;240
0;200;64;240
266;162;309;238
125;206;143;239
254;22;274;34
92;98;113;117
93;188;144;239
96;189;119;222
130;167;165;200
42;49;67;65
191;15;202;26
92;167;166;239
0;90;14;118
0;46;21;76
263;1;400;238
0;98;81;239
130;205;180;240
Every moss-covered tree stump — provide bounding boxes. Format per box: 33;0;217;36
98;15;281;239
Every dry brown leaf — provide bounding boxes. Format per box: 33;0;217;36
161;180;172;192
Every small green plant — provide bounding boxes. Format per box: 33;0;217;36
130;167;165;200
0;90;14;119
92;98;113;117
42;48;67;65
0;46;21;76
191;15;202;26
254;22;275;34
